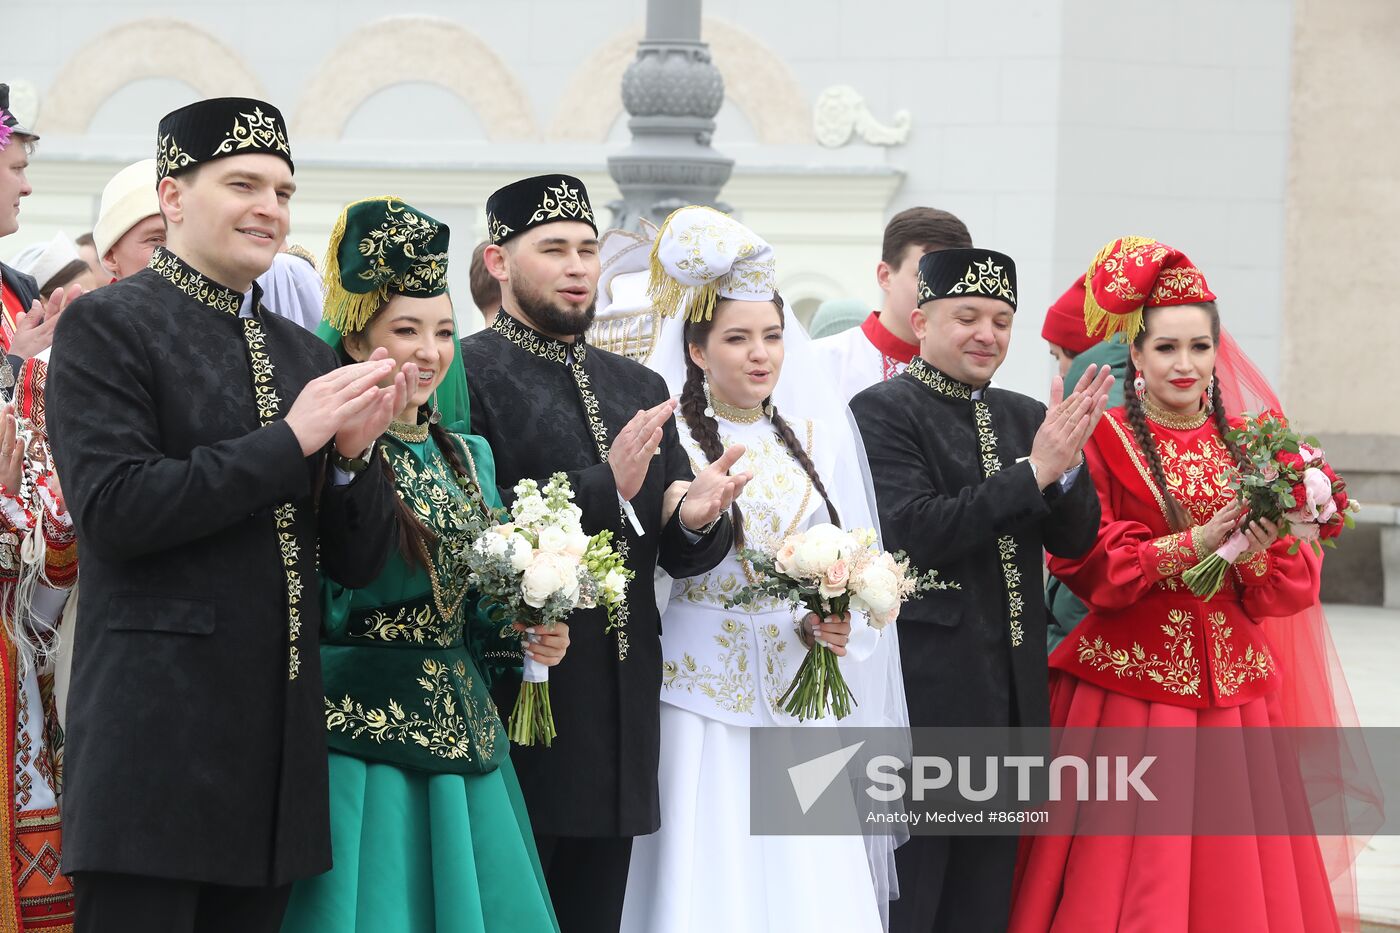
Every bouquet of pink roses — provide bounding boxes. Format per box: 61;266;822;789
1182;409;1358;598
723;523;957;721
467;473;631;746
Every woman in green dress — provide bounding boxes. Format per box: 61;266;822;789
282;197;567;933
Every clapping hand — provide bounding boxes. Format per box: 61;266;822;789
10;284;84;361
285;348;417;458
334;348;417;457
678;444;751;531
0;407;21;494
610;401;677;501
1029;364;1115;488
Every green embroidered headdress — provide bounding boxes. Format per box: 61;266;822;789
317;196;498;506
321;196;451;336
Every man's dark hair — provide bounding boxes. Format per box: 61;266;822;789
881;207;972;268
75;232;95;248
469;240;500;315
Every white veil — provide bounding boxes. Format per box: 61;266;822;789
636;267;912;927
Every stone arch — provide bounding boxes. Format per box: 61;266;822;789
39;19;264;133
294;16;538;141
549;18;813;145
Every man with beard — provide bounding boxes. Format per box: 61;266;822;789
460;174;749;933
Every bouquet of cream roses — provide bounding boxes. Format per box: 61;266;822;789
466;473;631;746
723;523;957;721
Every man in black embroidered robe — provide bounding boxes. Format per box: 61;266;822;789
460;175;747;933
850;248;1110;933
46;98;415;933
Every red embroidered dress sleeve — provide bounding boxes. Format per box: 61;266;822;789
1047;410;1288;709
1048;423;1206;610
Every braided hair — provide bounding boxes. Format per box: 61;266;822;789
1123;300;1247;533
677;294;839;550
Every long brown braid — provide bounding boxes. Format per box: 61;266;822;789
678;294;840;550
1123;300;1244;534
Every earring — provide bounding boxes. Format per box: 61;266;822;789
1202;374;1215;414
428;389;442;425
702;374;716;419
763;400;775;418
1133;374;1146;400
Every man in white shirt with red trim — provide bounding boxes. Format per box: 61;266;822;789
812;207;972;401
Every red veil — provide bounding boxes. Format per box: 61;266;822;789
1216;329;1383;931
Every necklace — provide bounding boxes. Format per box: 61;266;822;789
1143;395;1209;431
710;397;766;424
385;419;430;443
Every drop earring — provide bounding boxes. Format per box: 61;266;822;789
702;373;716;418
428;389;442;425
1133;374;1146;401
1202;374;1215;414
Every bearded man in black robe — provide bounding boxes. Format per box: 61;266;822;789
459;175;749;933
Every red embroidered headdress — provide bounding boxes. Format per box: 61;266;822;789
1083;235;1215;342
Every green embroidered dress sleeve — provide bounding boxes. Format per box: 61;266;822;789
320;424;509;775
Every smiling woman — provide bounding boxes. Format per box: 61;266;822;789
282;195;562;933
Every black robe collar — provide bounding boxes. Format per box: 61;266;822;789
491;309;591;364
148;246;260;318
906;355;979;402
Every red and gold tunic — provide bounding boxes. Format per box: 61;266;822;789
1047;406;1317;709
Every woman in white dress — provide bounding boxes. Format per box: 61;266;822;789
621;207;906;933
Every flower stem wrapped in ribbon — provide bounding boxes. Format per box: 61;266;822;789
1182;410;1359;598
723;523;957;721
465;473;631;746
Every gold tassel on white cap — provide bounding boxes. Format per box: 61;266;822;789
647;205;777;323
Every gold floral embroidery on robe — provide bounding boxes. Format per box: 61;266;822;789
1145;530;1199;581
662;617;755;715
349;603;456;648
491;312;632;661
1158;436;1236;526
324;659;498;761
1208;612;1275;698
1236;550;1271;579
1076;608;1202;696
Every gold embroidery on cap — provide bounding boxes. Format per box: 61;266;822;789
212;106;291;157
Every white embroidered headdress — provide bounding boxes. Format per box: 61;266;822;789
647;205;777;322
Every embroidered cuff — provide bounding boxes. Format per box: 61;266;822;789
36;477;75;543
1233;549;1271;585
1142;530;1200;581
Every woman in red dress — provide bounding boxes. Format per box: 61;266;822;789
1009;237;1356;933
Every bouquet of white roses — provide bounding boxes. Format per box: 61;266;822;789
723;523;957;721
466;473;631;746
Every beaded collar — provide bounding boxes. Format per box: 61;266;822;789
711;397;766;425
491;310;588;364
385;419;430;444
1143;395;1210;431
906;355;975;401
148;247;244;315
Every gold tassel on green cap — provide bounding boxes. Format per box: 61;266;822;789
321;195;451;335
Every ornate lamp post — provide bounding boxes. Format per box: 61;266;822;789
607;0;734;230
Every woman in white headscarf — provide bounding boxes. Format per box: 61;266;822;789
619;207;909;933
